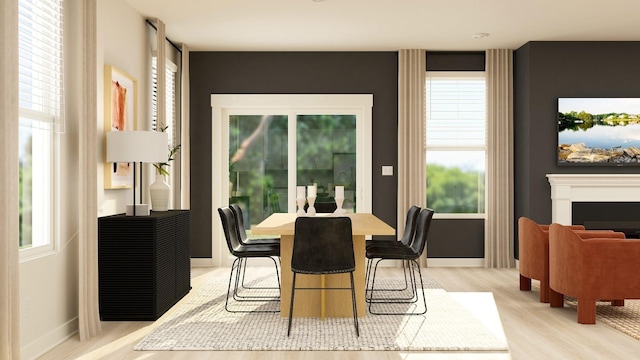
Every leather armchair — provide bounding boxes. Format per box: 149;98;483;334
518;217;624;303
548;223;640;324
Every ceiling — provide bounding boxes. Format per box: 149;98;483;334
125;0;640;51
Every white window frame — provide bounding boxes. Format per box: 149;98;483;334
18;0;63;260
425;71;487;220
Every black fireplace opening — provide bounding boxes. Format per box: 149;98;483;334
572;202;640;238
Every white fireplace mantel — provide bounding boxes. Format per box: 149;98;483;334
547;174;640;225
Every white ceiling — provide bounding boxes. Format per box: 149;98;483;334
125;0;640;51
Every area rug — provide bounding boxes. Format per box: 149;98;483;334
531;281;640;341
134;271;508;352
564;298;640;341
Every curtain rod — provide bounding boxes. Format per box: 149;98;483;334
145;19;182;53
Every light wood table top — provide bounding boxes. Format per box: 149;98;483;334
252;212;395;236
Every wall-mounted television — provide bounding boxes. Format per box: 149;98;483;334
558;98;640;166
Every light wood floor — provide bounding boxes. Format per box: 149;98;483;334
38;267;640;360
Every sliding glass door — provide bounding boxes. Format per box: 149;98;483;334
212;94;372;265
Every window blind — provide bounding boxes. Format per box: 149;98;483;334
425;74;485;148
151;57;177;147
18;0;64;132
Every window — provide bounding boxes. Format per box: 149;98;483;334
151;56;179;207
18;0;64;256
425;72;486;216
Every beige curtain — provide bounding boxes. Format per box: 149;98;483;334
397;49;427;264
78;0;101;341
0;1;20;358
180;44;191;209
484;49;515;268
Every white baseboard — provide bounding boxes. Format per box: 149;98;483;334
191;258;216;267
21;317;78;360
427;258;485;267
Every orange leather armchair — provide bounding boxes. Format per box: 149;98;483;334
549;223;640;324
518;217;624;303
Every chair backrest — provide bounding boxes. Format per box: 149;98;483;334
291;216;355;274
410;208;434;256
229;203;248;243
400;205;421;246
218;206;242;255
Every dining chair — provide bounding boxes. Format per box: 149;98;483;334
218;206;281;313
365;205;420;298
230;204;281;293
287;216;359;337
365;208;434;315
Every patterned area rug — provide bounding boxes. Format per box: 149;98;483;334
134;270;508;352
532;281;640;340
564;298;640;340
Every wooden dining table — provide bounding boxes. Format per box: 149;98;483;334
252;212;395;318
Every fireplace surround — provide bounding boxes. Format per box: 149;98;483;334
547;174;640;227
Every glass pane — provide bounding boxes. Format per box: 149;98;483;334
229;115;288;231
19;127;33;249
297;115;357;213
426;150;485;214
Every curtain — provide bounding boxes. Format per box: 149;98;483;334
180;44;191;209
484;49;515;268
397;49;427;265
0;1;20;358
78;0;101;341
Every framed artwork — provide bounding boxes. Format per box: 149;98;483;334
104;65;138;189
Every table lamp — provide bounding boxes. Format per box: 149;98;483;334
106;131;168;216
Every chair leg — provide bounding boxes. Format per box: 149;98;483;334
225;256;281;313
239;257;282;292
519;274;532;291
287;273;297;337
366;259;411;302
232;257;280;302
577;298;596;324
349;272;359;337
368;258;427;315
549;289;564;308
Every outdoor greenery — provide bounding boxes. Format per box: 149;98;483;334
559;111;640;131
426;163;485;213
19;135;32;248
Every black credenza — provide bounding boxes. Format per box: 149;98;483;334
98;210;190;320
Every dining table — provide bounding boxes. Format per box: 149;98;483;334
252;212;395;318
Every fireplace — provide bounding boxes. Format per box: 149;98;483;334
547;174;640;236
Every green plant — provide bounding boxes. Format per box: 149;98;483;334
153;125;181;176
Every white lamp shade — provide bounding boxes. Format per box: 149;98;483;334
106;131;168;163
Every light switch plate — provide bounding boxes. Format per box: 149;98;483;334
382;165;393;176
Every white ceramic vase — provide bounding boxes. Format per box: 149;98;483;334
150;174;170;211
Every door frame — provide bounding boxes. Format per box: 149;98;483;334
211;94;373;266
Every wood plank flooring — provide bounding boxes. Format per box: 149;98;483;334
38;267;640;360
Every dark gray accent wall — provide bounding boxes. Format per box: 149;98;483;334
514;41;640;258
189;51;490;259
189;52;399;257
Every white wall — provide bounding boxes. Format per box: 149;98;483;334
19;0;149;358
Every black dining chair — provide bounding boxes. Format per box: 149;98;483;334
230;204;281;292
365;205;420;298
218;206;281;313
287;216;359;337
365;208;434;315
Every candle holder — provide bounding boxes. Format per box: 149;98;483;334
334;197;346;215
307;196;316;216
296;198;306;216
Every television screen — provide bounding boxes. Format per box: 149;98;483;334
558;98;640;166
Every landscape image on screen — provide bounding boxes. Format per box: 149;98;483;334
558;98;640;165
